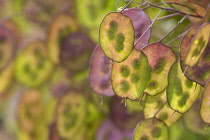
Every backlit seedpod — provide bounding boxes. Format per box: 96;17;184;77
133;118;169;140
167;61;202;113
112;49;150;100
99;12;135;62
143;42;176;96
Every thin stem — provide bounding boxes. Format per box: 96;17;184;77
158;15;188;43
188;0;206;9
121;0;133;12
154;13;181;21
134;9;163;46
154;101;167;118
204;124;210;130
169;110;176;119
166;31;187;45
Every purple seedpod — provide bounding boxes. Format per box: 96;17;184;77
96;119;133;140
89;44;115;96
123;9;151;50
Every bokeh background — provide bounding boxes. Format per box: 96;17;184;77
0;0;209;140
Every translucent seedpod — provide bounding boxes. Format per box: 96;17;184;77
200;81;210;124
56;91;87;139
99;12;135;62
14;41;54;87
89;44;115;97
47;13;78;64
122;8;151;50
167;61;202;113
133;118;169;140
0;25;15;71
111;49;150;100
142;42;176;96
59;32;94;73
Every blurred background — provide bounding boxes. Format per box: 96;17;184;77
0;0;209;140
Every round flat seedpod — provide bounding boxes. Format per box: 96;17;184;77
123;8;151;50
180;26;210;86
59;32;94;72
111;49;150;100
184;23;210;67
0;25;15;71
99;12;135;62
47;13;78;64
142;42;176;96
200;81;210;124
167;61;202;113
96;119;133;140
110;96;144;130
76;0;115;28
14;41;54;87
89;44;115;97
56;91;87;139
133;118;169;140
17;89;44;134
201;4;210;24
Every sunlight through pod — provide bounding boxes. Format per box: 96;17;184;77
111;49;150;100
99;12;135;62
167;61;202;113
143;42;176;96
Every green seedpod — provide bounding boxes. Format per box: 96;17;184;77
111;49;150;100
200;81;210;124
99;12;135;62
167;61;202;113
47;13;78;64
56;91;87;139
144;90;167;119
184;23;210;67
202;4;210;24
156;103;182;127
133;118;169;140
142;42;176;96
14;41;54;87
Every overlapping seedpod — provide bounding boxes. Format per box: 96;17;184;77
14;40;54;87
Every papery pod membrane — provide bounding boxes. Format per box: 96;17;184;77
99;12;135;62
144;90;167;119
164;0;206;22
14;41;54;87
0;25;15;70
167;61;202;113
201;4;210;24
184;23;210;67
89;44;115;96
183;97;210;136
133;118;169;140
200;81;210;124
180;26;210;86
156;103;182;126
59;32;94;72
110;96;144;130
47;13;78;64
142;42;176;96
56;91;87;139
0;62;14;95
111;49;150;100
96;119;133;140
122;8;151;50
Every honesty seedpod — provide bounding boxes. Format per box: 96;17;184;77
200;81;210;124
123;8;151;50
180;27;210;86
142;42;176;96
184;23;210;67
167;61;202;113
14;41;54;87
133;118;169;140
89;44;115;97
47;13;78;64
56;91;87;139
111;49;150;100
99;12;135;62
